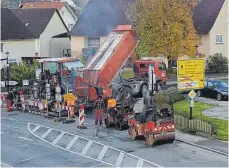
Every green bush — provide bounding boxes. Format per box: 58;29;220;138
153;87;185;109
206;54;228;73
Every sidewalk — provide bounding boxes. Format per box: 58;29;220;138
175;129;228;154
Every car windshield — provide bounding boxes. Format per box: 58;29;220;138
213;81;228;87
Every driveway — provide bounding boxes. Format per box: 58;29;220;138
195;97;228;120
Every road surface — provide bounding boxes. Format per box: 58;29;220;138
1;109;228;167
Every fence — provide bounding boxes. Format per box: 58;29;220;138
174;114;215;136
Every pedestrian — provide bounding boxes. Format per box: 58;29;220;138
94;95;105;125
6;88;15;112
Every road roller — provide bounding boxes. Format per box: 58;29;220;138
128;92;175;146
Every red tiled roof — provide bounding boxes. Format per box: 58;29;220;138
22;2;65;11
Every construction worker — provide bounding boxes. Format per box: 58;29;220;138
94;95;105;125
64;90;77;118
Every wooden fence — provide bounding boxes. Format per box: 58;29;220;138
174;114;215;136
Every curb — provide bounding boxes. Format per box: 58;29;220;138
175;138;228;156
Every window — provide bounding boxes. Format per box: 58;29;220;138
204;81;207;87
1;43;3;52
159;62;166;70
216;34;223;44
88;37;100;48
207;82;214;88
140;64;148;68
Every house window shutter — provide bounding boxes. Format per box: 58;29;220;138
88;38;100;48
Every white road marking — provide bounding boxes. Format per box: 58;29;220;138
18;137;33;141
97;146;108;160
1;162;13;168
136;159;144;168
27;122;163;168
41;128;53;139
2;117;15;121
52;132;65;145
115;152;125;167
81;140;93;155
32;125;40;132
66;135;79;150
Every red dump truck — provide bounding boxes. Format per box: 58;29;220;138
74;25;139;106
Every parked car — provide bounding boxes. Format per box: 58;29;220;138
196;80;228;101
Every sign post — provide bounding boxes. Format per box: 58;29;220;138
188;90;196;119
177;58;205;119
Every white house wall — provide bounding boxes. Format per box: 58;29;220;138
1;39;36;64
40;11;70;58
60;6;76;30
209;0;228;58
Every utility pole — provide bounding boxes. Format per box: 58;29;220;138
1;51;10;92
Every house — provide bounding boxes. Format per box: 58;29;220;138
193;0;228;60
1;8;70;64
19;1;78;30
69;0;136;63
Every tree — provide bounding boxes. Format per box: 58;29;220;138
11;61;38;85
126;0;198;61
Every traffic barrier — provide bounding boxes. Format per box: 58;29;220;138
0;93;7;108
77;104;87;129
28;99;48;116
55;102;69;111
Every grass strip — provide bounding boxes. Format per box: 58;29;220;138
174;100;228;141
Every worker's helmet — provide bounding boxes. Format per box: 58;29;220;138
69;89;73;93
108;98;116;108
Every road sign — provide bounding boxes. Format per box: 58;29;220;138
188;90;196;99
35;69;41;80
1;81;5;87
4;81;18;86
23;80;29;86
177;59;205;90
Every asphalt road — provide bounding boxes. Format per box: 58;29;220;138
1;109;228;167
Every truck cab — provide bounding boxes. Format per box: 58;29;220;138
133;60;167;85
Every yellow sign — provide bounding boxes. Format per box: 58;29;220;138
177;59;205;90
63;93;77;102
188;90;196;99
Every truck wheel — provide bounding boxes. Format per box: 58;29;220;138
141;84;148;97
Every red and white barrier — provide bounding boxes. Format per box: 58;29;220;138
54;102;69;111
28;99;48;115
78;104;87;129
19;90;25;110
0;93;7;108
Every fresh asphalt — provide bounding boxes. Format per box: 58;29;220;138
1;109;228;167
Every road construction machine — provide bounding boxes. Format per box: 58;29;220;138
104;97;136;130
74;25;139;109
128;91;175;146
